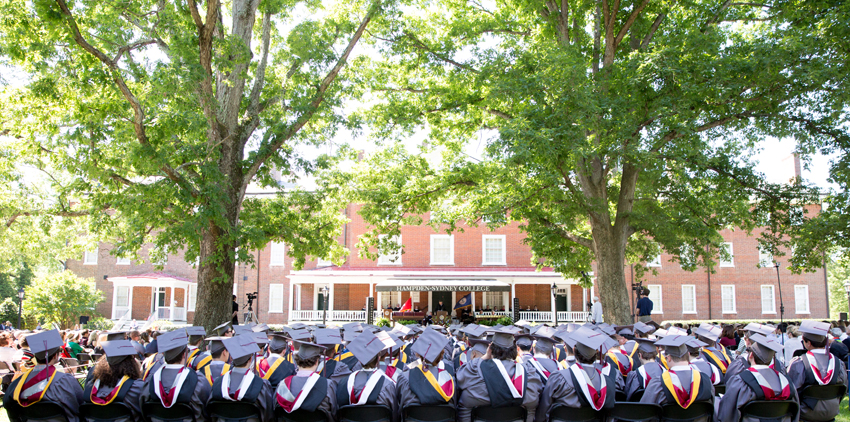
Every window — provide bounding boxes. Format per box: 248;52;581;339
317;257;333;268
116;286;129;307
481;235;506;265
758;247;773;268
233;283;238;296
681;285;696;314
484;291;505;310
430;235;454;265
720;242;734;267
116;256;131;265
761;285;776;314
795;285;810;314
647;254;662;268
269;242;286;267
269;284;284;313
378;235;402;265
84;249;98;265
188;284;197;312
381;292;402;309
721;285;736;314
647;285;662;314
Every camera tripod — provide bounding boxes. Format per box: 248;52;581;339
243;293;259;323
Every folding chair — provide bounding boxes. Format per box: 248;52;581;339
403;404;456;422
6;400;69;422
339;405;393;422
274;405;329;422
207;401;262;422
141;401;196;422
739;400;799;422
660;401;713;422
473;406;528;422
606;403;662;422
79;402;134;422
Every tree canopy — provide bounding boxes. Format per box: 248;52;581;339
0;0;383;328
331;0;846;323
23;270;102;329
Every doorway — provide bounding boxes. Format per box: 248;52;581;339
432;291;452;312
556;295;568;312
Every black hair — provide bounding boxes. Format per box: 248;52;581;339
34;351;57;365
490;343;518;361
518;343;532;352
164;348;186;365
639;350;657;360
575;352;596;365
804;335;827;348
752;351;772;366
293;353;320;369
211;347;225;359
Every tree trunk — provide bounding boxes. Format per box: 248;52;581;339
194;222;236;331
591;220;633;325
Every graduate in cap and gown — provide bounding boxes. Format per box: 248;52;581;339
315;328;353;382
686;339;723;387
458;329;542;422
696;324;733;379
786;320;847;422
200;337;231;387
186;327;212;372
602;325;635;378
535;327;616;422
526;327;561;386
397;327;457;410
207;336;274;422
83;340;144;421
516;334;534;362
4;329;84;422
140;329;209;422
274;341;337;421
640;335;714;421
336;326;365;371
716;334;799;422
455;325;486;369
726;323;786;379
255;334;296;389
333;330;400;422
625;338;664;401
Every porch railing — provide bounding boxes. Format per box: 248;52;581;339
331;310;366;321
518;311;552;322
154;307;187;321
290;310;324;321
557;311;591;322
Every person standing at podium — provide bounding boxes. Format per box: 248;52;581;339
435;301;447;311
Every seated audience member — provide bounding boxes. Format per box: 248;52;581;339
717;334;799;422
84;340;144;420
640;336;714;420
787;320;848;422
625;338;663;401
200;337;231;386
686;339;723;387
3;329;84;422
275;341;336;420
255;334;296;389
398;328;457;410
333;330;399;421
185;327;210;371
726;323;786;379
140;329;208;422
207;336;274;422
695;324;732;378
536;327;615;421
526;327;561;385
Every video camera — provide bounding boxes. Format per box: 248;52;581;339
246;292;258;306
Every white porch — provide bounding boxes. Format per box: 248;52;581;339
286;270;592;324
107;273;195;323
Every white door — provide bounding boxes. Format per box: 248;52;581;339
113;286;131;319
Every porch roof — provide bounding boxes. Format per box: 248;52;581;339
375;278;512;292
107;272;196;288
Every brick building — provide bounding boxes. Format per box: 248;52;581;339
66;203;829;325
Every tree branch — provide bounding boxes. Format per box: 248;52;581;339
614;0;652;49
540;218;594;249
113;39;156;63
640;12;666;49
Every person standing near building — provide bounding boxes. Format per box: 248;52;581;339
231;295;239;325
635;289;653;323
591;296;603;324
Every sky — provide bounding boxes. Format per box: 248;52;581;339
753;137;836;190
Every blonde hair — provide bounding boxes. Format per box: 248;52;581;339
786;326;800;338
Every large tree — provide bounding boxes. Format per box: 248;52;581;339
333;0;843;323
0;0;380;328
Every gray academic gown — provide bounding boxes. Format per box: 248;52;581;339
321;357;353;383
206;366;274;422
527;357;561;385
140;364;208;422
625;361;664;401
334;368;400;422
716;366;799;422
84;376;144;422
276;369;337;421
457;358;542;422
726;352;786;379
690;358;724;386
787;350;848;422
534;363;616;422
397;364;458;409
594;361;625;394
3;364;84;422
199;361;230;387
640;367;714;422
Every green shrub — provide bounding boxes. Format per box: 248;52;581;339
496;316;513;326
23;271;103;329
479;319;497;326
376;318;391;327
396;319;417;325
84;317;114;331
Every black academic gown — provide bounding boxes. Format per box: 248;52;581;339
4;364;84;422
457;358;543;422
787;349;848;422
140;363;208;422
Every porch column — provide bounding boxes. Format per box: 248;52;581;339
510;282;516;314
182;287;187;321
127;286;134;321
169;287;175;321
288;283;295;323
328;282;335;322
471;292;475;314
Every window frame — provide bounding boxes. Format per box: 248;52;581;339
83;250;98;265
316;257;333;268
429;235;455;265
758;246;774;268
761;285;776;314
681;285;697;314
269;284;284;313
481;235;507;266
721;285;737;314
115;286;130;308
269;242;286;267
647;284;663;314
794;285;810;314
377;235;403;266
719;242;734;267
188;284;197;312
647;254;662;268
115;256;131;265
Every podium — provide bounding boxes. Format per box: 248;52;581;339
435;311;449;324
383;309;393;321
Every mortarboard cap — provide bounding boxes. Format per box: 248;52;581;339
571;327;610;360
29;329;63;360
516;334;533;348
105;331;127;341
186;326;206;339
411;328;450;363
667;327;689;336
749;333;783;362
252;324;270;333
685;338;707;352
634;338;657;354
207;337;226;355
102;340;138;365
616;325;634;336
461;324;487;339
269;334;288;352
315;329;343;348
293;341;325;360
289;323;308;330
597;325;616;337
347;330;389;365
468;338;490;354
249;331;269;345
233;325;253;336
653;329;668;338
222;336;259;366
633;322;656;335
157;329;189;361
492;329;516;349
210;322;233;337
799;321;830;342
655;335;690;358
533;335;556;354
743;323;775;337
